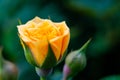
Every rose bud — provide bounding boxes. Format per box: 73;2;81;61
17;17;70;78
0;47;18;80
63;39;91;80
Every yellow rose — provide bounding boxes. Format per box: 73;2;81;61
17;17;70;68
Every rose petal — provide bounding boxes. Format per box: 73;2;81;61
61;31;70;56
49;36;62;60
54;22;70;57
17;25;31;42
31;16;43;24
26;39;48;66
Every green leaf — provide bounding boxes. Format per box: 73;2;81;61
41;44;57;69
100;75;120;80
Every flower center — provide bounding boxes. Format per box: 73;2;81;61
26;20;61;41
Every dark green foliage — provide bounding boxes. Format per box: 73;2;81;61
0;0;120;80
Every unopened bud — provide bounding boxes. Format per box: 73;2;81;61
63;51;87;79
63;39;91;79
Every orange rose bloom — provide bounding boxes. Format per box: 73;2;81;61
17;17;70;68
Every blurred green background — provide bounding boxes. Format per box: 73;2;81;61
0;0;120;80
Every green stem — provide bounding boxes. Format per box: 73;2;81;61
0;47;3;70
40;76;46;80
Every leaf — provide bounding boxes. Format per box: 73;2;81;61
100;75;120;80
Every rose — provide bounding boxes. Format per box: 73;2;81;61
17;17;70;68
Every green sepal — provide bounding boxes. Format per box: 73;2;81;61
40;44;57;69
78;38;91;53
20;39;38;67
57;50;67;64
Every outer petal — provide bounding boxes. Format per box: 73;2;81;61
17;25;31;42
54;22;70;57
61;31;70;56
26;39;48;66
49;37;62;60
20;38;37;66
31;16;43;24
